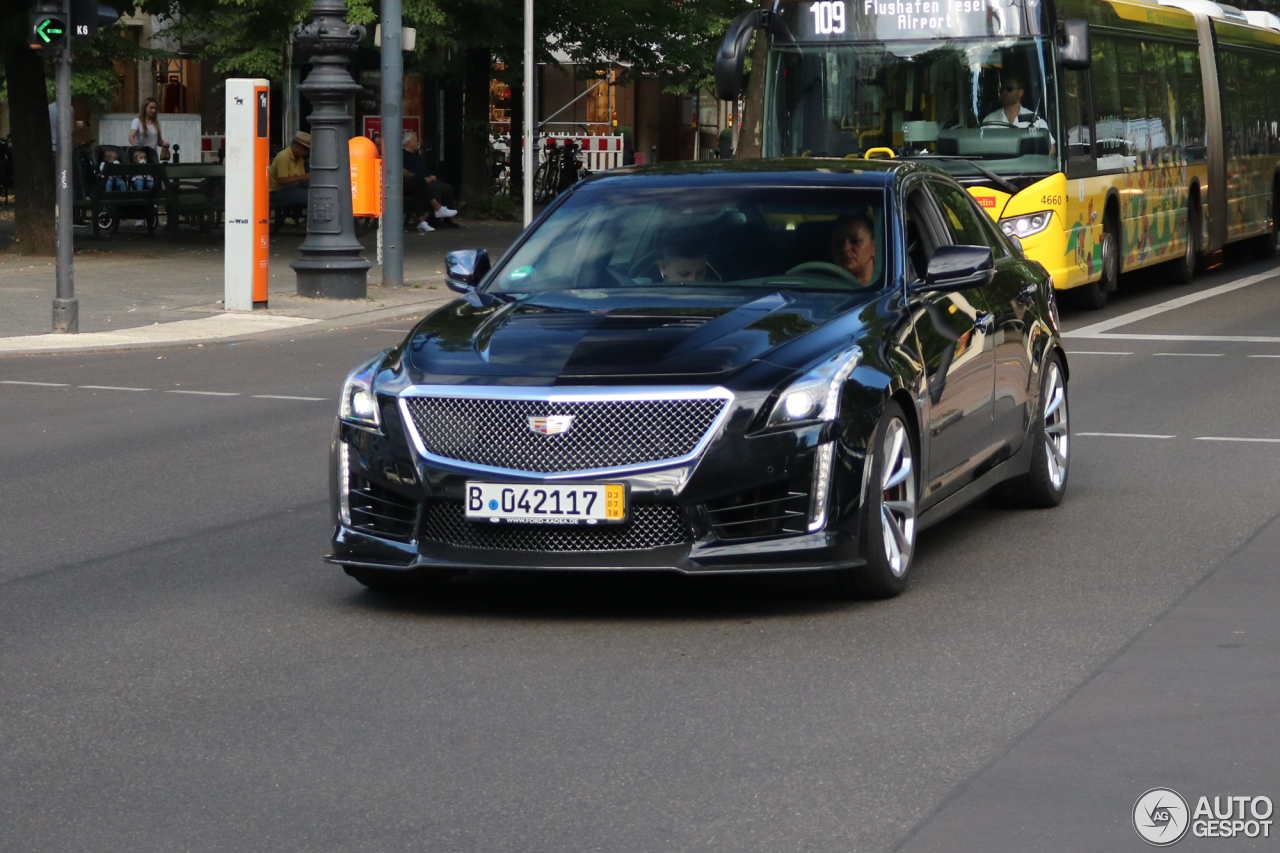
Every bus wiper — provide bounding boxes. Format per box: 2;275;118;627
899;154;1019;195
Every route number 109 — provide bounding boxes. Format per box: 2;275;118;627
810;1;847;34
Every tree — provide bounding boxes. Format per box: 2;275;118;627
1;14;55;255
1;2;165;255
735;22;767;159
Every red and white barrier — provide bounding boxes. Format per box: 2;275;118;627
540;134;625;171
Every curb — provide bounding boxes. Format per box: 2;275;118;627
0;299;446;357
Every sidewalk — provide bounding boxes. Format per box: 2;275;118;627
0;216;524;353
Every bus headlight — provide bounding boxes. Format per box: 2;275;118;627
999;211;1053;239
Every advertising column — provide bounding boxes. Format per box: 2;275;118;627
224;78;270;310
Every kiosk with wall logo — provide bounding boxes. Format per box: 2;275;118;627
224;78;270;310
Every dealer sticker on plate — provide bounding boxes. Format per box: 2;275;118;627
465;482;627;525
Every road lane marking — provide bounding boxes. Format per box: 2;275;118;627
1249;354;1280;358
376;329;411;333
1154;352;1223;357
1065;269;1280;337
1066;351;1134;355
0;382;331;402
251;395;329;401
1195;436;1280;444
1076;432;1176;439
1069;333;1280;343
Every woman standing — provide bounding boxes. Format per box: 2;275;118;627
129;98;169;160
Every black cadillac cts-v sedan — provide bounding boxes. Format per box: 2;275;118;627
328;159;1069;598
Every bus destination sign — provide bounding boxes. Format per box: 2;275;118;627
778;0;1020;41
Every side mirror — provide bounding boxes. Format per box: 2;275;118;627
913;245;994;292
715;10;769;101
444;249;491;293
1059;19;1091;70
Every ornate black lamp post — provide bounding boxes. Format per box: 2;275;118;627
291;0;370;299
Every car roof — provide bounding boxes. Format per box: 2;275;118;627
577;158;943;192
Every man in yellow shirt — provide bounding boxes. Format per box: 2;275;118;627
269;131;310;207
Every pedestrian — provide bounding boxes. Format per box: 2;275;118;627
269;131;311;208
401;131;458;231
129;98;169;161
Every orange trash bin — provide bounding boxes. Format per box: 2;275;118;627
349;135;382;217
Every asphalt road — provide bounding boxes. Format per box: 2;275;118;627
4;256;1280;852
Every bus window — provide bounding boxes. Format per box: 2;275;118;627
1220;51;1244;158
1062;69;1095;177
1139;41;1173;165
1092;35;1127;170
1175;47;1207;163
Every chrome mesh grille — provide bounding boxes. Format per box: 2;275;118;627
403;395;727;473
420;501;692;552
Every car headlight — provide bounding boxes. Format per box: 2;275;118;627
339;352;386;431
766;346;863;429
998;210;1053;239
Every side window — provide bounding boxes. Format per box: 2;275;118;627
1062;69;1095;176
1092;34;1125;169
929;180;992;248
903;187;942;282
1175;46;1207;162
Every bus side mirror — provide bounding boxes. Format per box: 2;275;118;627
1059;19;1091;69
715;9;769;101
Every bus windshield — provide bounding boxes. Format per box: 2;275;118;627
766;38;1061;179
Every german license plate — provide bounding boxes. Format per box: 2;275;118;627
465;482;627;525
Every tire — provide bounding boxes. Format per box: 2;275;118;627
354;216;377;238
533;162;552;204
1003;355;1070;508
93;208;116;239
1170;204;1199;284
831;401;918;599
1077;214;1119;310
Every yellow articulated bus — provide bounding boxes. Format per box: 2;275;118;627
716;0;1280;307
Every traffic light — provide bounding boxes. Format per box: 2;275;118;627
29;11;67;49
71;0;121;38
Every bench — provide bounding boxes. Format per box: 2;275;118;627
158;163;225;234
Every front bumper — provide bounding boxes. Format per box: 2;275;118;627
328;400;872;576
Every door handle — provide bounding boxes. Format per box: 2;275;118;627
974;312;995;334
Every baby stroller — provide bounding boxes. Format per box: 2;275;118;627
90;144;162;237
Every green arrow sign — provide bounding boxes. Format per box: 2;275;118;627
36;18;65;44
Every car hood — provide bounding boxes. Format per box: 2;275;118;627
402;286;872;381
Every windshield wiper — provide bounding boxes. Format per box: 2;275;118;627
898;154;1019;195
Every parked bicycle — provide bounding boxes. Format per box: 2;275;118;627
533;138;589;204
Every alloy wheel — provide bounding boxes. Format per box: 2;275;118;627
880;418;917;577
1042;363;1069;489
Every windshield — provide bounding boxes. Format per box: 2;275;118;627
766;38;1060;178
487;185;891;294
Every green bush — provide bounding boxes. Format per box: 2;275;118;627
467;194;522;222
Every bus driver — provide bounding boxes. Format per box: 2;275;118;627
983;72;1056;156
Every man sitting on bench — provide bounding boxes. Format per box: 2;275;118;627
269;131;310;208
